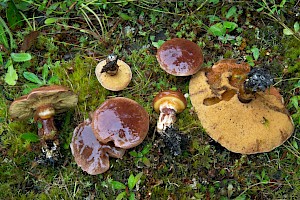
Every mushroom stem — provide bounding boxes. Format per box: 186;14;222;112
157;103;177;134
35;106;60;163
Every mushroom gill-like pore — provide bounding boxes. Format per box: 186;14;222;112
91;97;149;149
95;54;132;91
9;85;78;164
189;59;294;154
156;38;204;76
70;119;125;175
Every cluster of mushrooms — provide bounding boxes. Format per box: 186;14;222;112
9;38;294;175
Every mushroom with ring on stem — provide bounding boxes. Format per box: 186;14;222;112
95;54;132;91
9;85;78;164
153;90;187;155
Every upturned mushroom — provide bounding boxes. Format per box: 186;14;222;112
95;54;132;91
70;119;125;175
91;97;149;149
189;59;294;154
9;85;78;163
153;90;187;155
156;38;204;76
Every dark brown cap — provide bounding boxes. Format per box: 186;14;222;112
70;119;125;175
156;38;203;76
91;97;149;149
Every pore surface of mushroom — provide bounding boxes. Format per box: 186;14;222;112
153;90;187;155
9;85;78;163
71;119;125;175
156;38;203;76
189;59;294;154
95;54;132;91
92;97;149;149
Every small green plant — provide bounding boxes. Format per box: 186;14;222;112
22;62;60;94
0;17;32;86
207;5;242;44
288;80;300;124
255;0;300;41
111;172;143;200
255;169;270;184
246;46;260;66
19;132;39;148
208;21;238;38
129;143;152;167
150;35;165;49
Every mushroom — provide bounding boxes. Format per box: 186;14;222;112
153;90;187;155
9;85;78;163
91;97;149;149
205;59;275;103
95;54;132;91
70;119;125;175
156;38;204;76
189;59;295;154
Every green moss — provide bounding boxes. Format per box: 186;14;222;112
223;50;233;58
1;1;300;199
283;37;300;75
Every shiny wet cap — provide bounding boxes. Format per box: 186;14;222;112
70;119;125;175
156;38;203;76
91;97;149;149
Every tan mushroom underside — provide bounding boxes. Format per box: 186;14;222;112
189;71;294;154
9;85;78;120
95;60;132;91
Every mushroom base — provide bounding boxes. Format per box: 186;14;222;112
36;117;60;164
159;126;188;156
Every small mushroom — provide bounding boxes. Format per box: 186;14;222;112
156;38;204;76
95;54;132;91
9;85;78;163
91;97;149;149
189;59;294;154
153;90;187;155
70;119;125;175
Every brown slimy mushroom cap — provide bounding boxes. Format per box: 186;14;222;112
189;59;294;154
153;90;187;113
92;97;149;149
156;38;204;76
9;85;78;120
95;59;132;91
70;119;125;175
